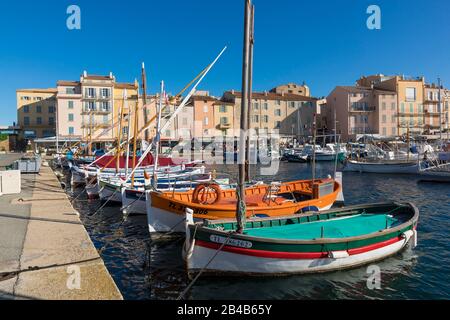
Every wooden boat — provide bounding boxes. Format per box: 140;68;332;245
99;167;207;203
343;159;420;174
146;178;341;233
418;163;450;183
184;202;419;276
121;178;231;215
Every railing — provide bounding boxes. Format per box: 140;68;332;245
349;106;376;112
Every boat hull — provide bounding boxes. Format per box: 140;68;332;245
146;179;339;233
188;231;414;275
343;160;420;174
186;202;419;276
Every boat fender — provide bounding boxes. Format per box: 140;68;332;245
192;183;222;205
328;251;350;259
182;208;195;261
299;206;319;214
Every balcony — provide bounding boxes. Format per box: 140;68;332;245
81;108;111;115
82;95;111;101
349;106;376;112
218;122;231;129
81;121;111;129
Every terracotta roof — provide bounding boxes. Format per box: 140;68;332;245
225;91;316;102
17;88;57;93
115;83;137;89
191;95;218;102
336;86;396;95
57;81;80;86
83;75;113;80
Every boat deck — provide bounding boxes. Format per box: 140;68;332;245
243;214;400;240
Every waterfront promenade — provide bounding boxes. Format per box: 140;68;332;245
0;156;122;300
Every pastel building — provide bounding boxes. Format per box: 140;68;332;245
326;86;398;141
16;88;58;139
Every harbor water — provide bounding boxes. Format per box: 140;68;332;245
66;162;450;300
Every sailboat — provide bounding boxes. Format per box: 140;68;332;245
183;0;419;277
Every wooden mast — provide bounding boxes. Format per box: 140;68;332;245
116;91;125;173
245;4;255;183
236;0;252;234
142;62;149;141
131;96;139;187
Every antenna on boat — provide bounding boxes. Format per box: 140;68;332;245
236;0;254;234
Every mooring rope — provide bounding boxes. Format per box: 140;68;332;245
177;231;233;300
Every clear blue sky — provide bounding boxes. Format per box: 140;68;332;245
1;0;449;125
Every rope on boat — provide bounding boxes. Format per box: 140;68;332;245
120;190;146;213
177;231;233;300
89;188;120;218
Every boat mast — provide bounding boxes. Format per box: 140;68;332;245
236;0;252;234
438;77;442;143
125;90;131;176
131;93;140;187
312;113;317;183
116;92;125;173
152;81;164;188
245;4;255;183
142;62;149;142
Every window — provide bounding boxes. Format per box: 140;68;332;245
68;113;74;122
88;88;96;97
289;101;296;108
66;88;76;94
68;101;74;109
275;109;281;116
123;127;129;135
219;105;227;113
86;101;96;111
22;96;31;101
391;102;396;110
405;87;416;101
101;101;110;111
220;117;229;125
253;102;259;110
36;106;42;113
203;105;208;113
23;106;30;113
263;103;268;110
49;106;55;113
275;121;281;129
24;117;30;125
263;115;269;123
276;100;281;106
253;115;259;123
418;104;423;113
382;102;386;110
392;127;396;135
382;127;387;136
382;115;387;123
49;117;54;125
103;115;109;123
68;127;74;135
392;115;396;123
34;97;42;101
204;117;209;126
100;88;110;98
401;103;405;113
409;103;414;113
37;117;42;125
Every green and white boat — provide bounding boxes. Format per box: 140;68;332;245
184;202;419;276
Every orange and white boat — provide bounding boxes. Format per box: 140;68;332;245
145;178;341;233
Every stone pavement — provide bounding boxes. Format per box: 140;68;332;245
0;160;122;300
